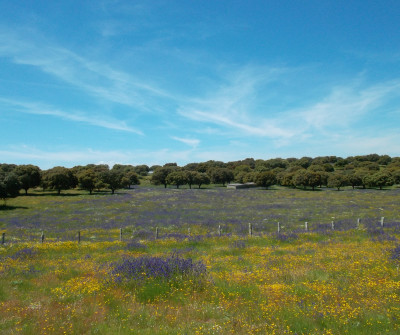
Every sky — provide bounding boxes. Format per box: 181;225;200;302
1;0;400;169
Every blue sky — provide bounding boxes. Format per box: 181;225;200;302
1;0;400;169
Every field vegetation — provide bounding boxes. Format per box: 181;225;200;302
1;154;400;334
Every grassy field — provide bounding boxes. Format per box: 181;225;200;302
1;186;400;334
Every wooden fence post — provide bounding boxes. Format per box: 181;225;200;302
218;225;222;237
305;222;308;232
119;228;122;242
41;231;44;244
331;221;335;230
155;227;159;240
277;222;280;234
1;232;5;245
381;217;385;228
249;223;253;237
78;231;81;244
357;218;360;229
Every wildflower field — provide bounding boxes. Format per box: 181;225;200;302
1;186;400;334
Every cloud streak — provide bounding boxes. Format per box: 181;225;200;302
171;136;200;147
0;98;143;134
0;27;172;112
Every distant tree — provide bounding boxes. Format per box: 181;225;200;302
41;167;74;195
102;169;124;194
14;165;41;195
211;168;234;186
77;169;98;194
133;165;150;176
192;172;210;189
364;172;395;190
151;167;176;188
277;171;296;188
255;171;276;189
163;162;178;167
149;165;162;172
327;173;349;191
348;172;363;189
293;169;308;189
291;157;313;169
234;171;248;183
166;171;187;189
183;163;199;171
377;155;392;165
185;171;198;189
0;172;21;205
0;164;17;173
234;164;252;175
122;171;140;188
307;171;322;190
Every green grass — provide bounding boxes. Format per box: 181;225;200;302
1;186;400;333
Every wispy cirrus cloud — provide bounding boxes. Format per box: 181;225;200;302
0;97;143;134
0;27;172;111
179;63;400;143
171;136;200;147
294;80;400;131
178;65;295;138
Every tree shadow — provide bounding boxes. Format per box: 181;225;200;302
0;205;28;211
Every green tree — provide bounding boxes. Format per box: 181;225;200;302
364;172;395;190
102;169;123;194
307;171;322;191
211;168;234;186
122;171;140;189
327;173;349;191
151;167;176;188
41;167;74;195
293;169;308;189
77;169;98;194
192;172;210;189
14;164;41;195
255;171;276;189
166;171;187;189
0;172;21;205
185;171;198;189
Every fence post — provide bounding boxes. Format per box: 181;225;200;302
357;218;360;229
155;227;159;240
277;222;280;234
119;228;122;242
41;231;44;244
331;221;334;230
1;232;5;245
78;231;81;244
218;225;222;237
380;217;385;228
249;223;253;237
305;222;308;232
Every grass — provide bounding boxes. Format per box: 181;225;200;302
1;186;400;334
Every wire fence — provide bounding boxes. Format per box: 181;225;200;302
2;216;400;245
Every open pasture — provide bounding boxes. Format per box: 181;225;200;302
1;187;400;334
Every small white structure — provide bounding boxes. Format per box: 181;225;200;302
227;182;257;189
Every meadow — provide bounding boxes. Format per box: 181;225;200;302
1;186;400;334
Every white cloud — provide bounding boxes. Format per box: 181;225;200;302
0;97;143;134
0;27;172;111
171;136;200;147
295;80;400;130
178;65;295;138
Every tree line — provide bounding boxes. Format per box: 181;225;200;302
1;154;399;204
